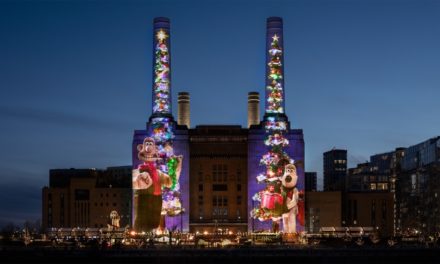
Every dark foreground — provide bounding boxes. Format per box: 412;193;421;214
2;247;440;264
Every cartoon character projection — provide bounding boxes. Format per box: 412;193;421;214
108;210;121;230
132;137;182;232
280;163;304;233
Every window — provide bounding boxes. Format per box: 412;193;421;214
199;184;203;192
237;195;242;205
213;184;227;191
377;183;388;190
75;189;90;200
237;184;241;191
237;168;242;182
213;164;228;183
198;195;203;205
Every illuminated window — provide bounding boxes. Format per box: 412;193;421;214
370;183;377;190
377;183;388;190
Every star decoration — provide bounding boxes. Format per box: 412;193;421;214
156;29;168;42
272;34;279;42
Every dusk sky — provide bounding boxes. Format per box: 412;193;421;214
1;0;439;225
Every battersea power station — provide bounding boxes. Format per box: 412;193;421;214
42;17;306;235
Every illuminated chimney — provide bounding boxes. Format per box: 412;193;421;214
151;17;172;118
248;92;260;128
264;17;286;120
177;92;190;128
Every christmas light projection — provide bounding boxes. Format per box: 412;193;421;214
266;34;284;114
132;20;184;233
150;117;183;217
251;118;292;224
250;31;298;232
153;29;171;114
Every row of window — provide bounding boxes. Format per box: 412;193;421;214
198;184;242;192
94;202;130;207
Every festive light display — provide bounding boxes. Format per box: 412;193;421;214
264;117;287;131
250;31;304;233
153;29;171;114
132;22;184;233
266;34;284;114
150;117;183;217
251;116;292;224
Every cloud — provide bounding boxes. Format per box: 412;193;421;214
0;104;132;131
0;175;42;227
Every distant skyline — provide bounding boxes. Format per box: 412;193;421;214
1;0;439;225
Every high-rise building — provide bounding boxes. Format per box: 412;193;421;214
398;137;440;235
348;151;394;192
305;172;317;192
323;149;347;191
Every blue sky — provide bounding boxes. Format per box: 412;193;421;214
0;0;439;225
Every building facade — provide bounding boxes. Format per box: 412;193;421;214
345;192;394;237
305;172;317;192
43;17;305;234
189;126;248;233
398;137;440;236
42;167;132;230
306;191;341;233
323;149;347;191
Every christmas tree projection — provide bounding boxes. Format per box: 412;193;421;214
150;117;183;218
266;34;284;114
251;117;293;232
151;29;183;220
153;29;171;114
